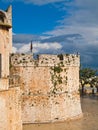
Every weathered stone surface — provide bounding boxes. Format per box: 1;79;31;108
0;5;12;79
0;78;9;91
10;54;82;123
0;87;22;130
0;6;22;130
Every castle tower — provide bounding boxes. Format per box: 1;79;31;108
0;5;12;79
0;6;22;130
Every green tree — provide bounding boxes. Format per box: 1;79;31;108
80;67;97;94
90;77;98;93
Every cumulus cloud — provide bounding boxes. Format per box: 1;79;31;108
45;26;98;45
13;41;62;54
12;46;17;53
44;0;98;41
68;0;98;30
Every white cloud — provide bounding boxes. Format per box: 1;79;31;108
44;0;98;45
13;42;62;53
34;42;62;50
18;44;30;53
68;1;98;27
23;0;65;5
12;46;17;53
45;25;98;44
2;0;65;5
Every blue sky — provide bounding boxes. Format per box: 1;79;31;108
0;0;98;69
0;0;67;34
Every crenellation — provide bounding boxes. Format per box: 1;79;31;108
10;53;80;67
10;53;34;66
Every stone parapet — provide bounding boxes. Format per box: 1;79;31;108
10;53;80;67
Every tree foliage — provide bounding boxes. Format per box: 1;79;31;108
79;67;98;94
80;68;97;80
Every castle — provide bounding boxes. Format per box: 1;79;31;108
0;6;82;130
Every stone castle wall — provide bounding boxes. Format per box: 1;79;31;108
10;53;82;123
0;87;22;130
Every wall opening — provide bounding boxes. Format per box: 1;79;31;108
57;54;64;60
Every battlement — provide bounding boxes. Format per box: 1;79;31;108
10;53;80;67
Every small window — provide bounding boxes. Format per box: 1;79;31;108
0;15;4;23
57;54;64;60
